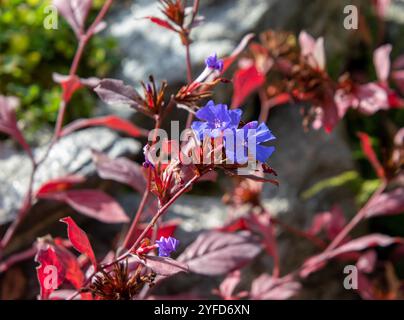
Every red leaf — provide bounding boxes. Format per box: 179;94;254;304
300;234;402;278
144;16;177;32
177;231;262;276
35;245;64;300
60;217;97;268
61;115;147;138
60;75;82;102
92;150;147;193
231;65;265;107
218;217;249;233
0;95;31;156
35;175;85;197
35;240;84;299
250;274;301;300
38;190;129;224
358;132;386;179
365;188;404;218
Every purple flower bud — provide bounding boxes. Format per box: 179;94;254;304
205;53;224;72
156;236;179;257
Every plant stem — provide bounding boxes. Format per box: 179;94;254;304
121;115;161;248
0;246;36;273
67;174;200;300
124;174;199;256
0;0;115;258
271;217;327;249
325;181;386;252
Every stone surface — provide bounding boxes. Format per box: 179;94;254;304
0;128;141;225
107;0;360;86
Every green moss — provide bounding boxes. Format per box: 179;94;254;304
0;0;120;140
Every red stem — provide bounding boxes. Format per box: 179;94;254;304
121;115;161;248
67;174;200;300
0;0;115;258
0;246;36;273
325;181;386;252
124;174;199;256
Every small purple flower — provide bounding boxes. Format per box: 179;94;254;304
225;121;276;164
156;236;179;257
191;100;241;139
205;53;224;72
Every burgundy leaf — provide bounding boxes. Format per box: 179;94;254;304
38;190;129;224
177;231;262;276
35;175;85;197
130;255;188;277
94;79;142;108
301;234;402;278
0;95;31;156
53;0;93;38
365;188;404;218
308;206;346;241
214;270;247;300
250;274;301;300
231;64;265;107
92;151;147;193
358;132;386;179
373;44;392;83
61;115;147;137
60;217;97;268
320;96;340;133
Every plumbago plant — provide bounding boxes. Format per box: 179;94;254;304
0;0;403;300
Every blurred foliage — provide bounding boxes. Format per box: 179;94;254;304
0;0;119;139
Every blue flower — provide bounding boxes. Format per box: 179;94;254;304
225;121;276;164
191;100;241;139
205;53;224;72
156;236;179;257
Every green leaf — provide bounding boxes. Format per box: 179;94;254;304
301;171;361;200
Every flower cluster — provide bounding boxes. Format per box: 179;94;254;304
191;100;276;165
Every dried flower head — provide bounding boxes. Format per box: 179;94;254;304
89;262;156;300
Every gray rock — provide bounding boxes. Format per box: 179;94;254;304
108;0;272;85
0;127;141;225
107;0;361;87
